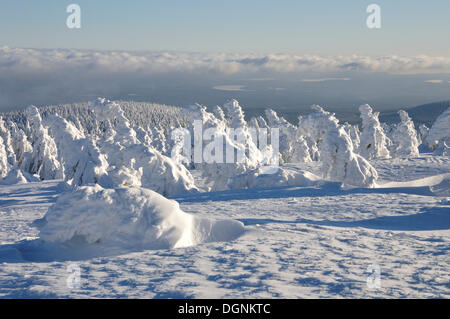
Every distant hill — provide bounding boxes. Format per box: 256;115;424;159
380;101;450;127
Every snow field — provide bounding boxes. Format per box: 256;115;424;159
0;99;449;298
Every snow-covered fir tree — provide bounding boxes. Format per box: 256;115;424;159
390;110;419;157
25;106;63;180
358;104;390;160
298;105;378;187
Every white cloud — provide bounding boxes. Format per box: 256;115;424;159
301;77;351;82
2;47;450;75
424;80;444;83
212;85;248;91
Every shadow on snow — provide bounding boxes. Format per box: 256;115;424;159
171;182;435;203
238;205;450;231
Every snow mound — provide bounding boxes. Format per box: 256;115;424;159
0;168;40;185
36;185;244;249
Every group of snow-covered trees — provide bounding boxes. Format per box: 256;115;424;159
0;99;197;195
0;98;448;192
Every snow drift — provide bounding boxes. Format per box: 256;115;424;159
37;185;245;249
0;168;40;185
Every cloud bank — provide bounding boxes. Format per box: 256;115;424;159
1;47;450;113
2;47;450;75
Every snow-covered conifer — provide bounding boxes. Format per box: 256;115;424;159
25;106;63;180
298;106;378;187
418;124;429;145
91;98;198;196
7;121;33;169
390;110;419;157
45;114;111;186
0;135;9;178
359;104;390;159
0;117;16;167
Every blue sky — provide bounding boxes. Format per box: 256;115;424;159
1;1;450;113
1;0;450;55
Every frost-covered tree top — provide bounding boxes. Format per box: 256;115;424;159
26;105;43;130
180;103;225;130
256;116;269;129
25;105;63;180
390;110;419;157
186;102;261;190
223;99;247;128
297;105;338;141
44;113;111;187
1;100;186;137
3;97;435;190
265;109;297;131
0;134;9;178
213;105;226;124
264;109;298;163
5;119;32;170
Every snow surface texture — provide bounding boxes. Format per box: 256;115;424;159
0;155;448;298
37;185;244;250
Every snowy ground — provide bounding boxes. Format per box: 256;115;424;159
0;155;449;298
